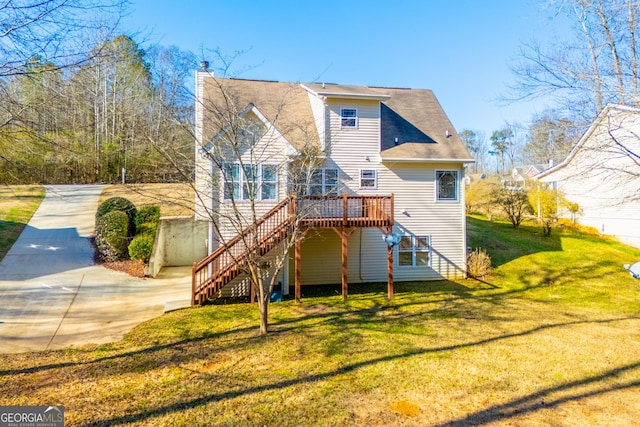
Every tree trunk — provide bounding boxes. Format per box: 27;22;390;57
596;0;626;104
629;0;639;104
259;292;269;335
575;2;603;111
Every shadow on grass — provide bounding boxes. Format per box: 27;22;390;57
467;216;563;267
433;361;640;426
63;316;639;427
297;280;481;299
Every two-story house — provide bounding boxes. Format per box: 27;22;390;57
192;71;474;304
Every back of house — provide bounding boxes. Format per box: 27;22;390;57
194;72;474;297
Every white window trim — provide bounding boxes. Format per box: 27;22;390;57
340;108;358;129
223;163;278;201
436;170;459;201
359;169;377;189
397;234;431;268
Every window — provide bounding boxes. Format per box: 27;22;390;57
360;169;377;189
261;164;277;200
223;163;278;201
309;168;338;196
436;170;458;201
398;235;430;267
340;108;357;128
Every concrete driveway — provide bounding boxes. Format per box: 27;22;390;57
0;185;191;354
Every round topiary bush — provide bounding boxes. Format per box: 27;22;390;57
96;197;137;237
128;233;154;263
95;210;130;262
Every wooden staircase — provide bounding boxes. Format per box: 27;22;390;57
192;197;294;305
192;194;394;305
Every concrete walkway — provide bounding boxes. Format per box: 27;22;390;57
0;185;191;354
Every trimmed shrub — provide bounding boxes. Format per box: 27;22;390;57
129;233;154;262
95;210;130;262
135;205;160;230
96;197;137;236
136;222;157;236
467;248;492;279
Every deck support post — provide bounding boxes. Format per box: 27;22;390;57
295;236;301;303
332;227;354;301
387;233;394;300
341;229;348;300
191;262;197;306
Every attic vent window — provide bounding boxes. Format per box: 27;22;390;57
340;108;357;128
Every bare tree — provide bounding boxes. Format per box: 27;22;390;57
508;0;640;123
491;187;532;228
0;0;127;78
525;112;579;166
188;59;325;335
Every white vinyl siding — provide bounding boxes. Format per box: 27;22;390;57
214;111;290;242
288;162;468;284
301;97;468;281
307;91;327;150
325;99;381;194
538;107;640;248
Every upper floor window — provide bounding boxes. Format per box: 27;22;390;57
436;170;458;201
398;235;430;267
340;108;357;128
223;163;278;201
360;169;377;189
309;168;338;196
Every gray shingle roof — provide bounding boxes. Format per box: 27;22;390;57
201;76;473;162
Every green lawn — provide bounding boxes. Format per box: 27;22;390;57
0;185;44;262
1;209;640;425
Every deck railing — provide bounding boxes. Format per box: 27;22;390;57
297;194;393;228
192;194;393;305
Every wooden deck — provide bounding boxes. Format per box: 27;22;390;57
192;194;394;305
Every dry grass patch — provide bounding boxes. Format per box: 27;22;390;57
1;288;640;426
2;209;640;426
99;183;194;217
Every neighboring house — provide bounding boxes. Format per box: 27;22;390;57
536;104;640;249
192;71;474;303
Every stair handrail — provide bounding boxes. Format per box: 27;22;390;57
192;196;293;304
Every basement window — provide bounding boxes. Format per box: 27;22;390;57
398;235;430;267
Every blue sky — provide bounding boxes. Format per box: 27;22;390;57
123;0;571;139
